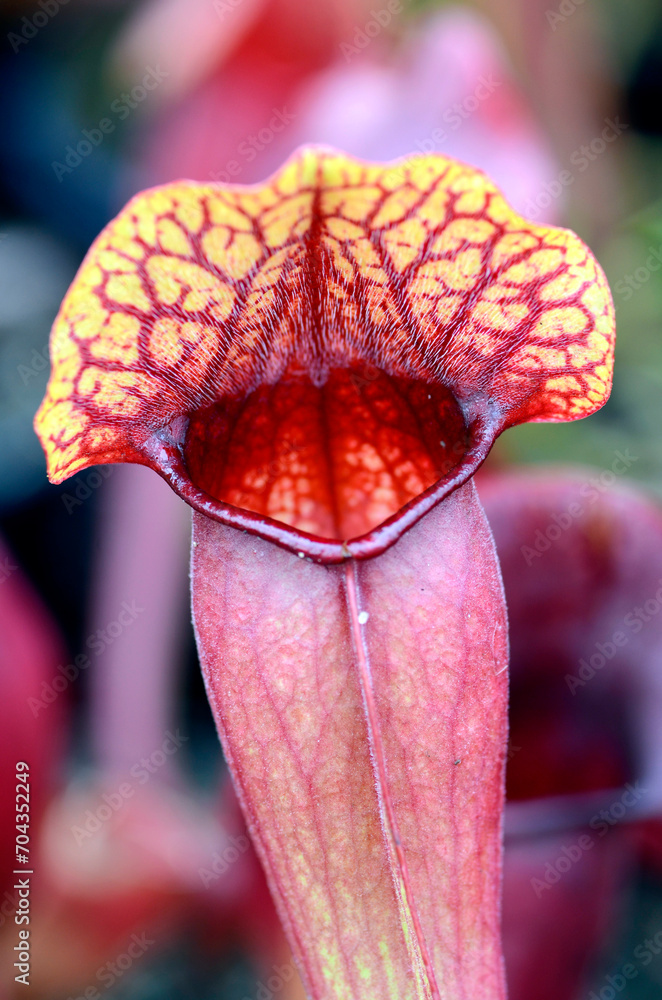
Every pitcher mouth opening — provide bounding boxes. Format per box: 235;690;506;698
141;365;503;563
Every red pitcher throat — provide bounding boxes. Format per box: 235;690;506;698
143;367;499;563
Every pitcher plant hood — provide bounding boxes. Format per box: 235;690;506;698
35;146;614;562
